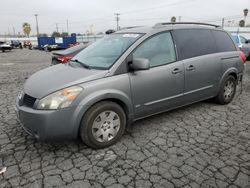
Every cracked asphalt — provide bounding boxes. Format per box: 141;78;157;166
0;49;250;188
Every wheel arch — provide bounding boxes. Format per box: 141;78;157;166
228;72;237;81
216;68;238;95
71;90;134;138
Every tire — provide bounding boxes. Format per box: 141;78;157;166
215;75;237;105
80;101;126;149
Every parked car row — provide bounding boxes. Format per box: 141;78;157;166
1;40;35;51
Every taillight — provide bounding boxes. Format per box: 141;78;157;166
57;56;73;63
239;51;246;64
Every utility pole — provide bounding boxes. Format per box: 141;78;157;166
67;20;69;35
34;14;39;37
90;25;93;35
243;9;248;26
222;18;225;28
115;13;120;31
178;16;182;22
55;23;59;33
13;27;16;37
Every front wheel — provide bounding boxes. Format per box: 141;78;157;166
215;75;237;105
80;101;126;149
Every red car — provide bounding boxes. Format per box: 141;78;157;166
51;43;89;65
23;41;32;48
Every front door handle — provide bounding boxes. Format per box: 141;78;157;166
172;68;182;74
186;65;195;71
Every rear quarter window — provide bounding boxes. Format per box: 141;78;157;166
212;30;236;52
173;29;217;60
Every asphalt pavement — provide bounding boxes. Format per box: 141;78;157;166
0;49;249;188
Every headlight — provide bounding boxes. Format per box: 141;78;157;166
37;86;83;110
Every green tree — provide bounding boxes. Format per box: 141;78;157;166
171;16;176;23
39;33;48;37
51;31;61;37
22;23;31;37
61;32;69;37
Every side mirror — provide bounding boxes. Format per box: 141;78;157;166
246;39;250;44
130;58;150;71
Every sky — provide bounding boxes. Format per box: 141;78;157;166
0;0;249;35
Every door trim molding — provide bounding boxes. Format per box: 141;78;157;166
183;85;213;95
144;93;183;106
142;85;213;107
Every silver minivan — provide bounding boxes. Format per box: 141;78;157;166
16;23;246;148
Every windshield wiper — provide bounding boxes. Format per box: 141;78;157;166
70;59;91;69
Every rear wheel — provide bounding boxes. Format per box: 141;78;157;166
215;75;236;104
80;101;126;149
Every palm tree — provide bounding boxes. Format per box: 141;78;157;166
243;9;248;26
171;16;176;23
23;23;31;37
239;20;245;27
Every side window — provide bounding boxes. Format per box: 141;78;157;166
240;36;247;44
133;32;176;67
212;30;236;52
173;29;216;60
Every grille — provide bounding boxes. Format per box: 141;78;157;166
23;94;36;108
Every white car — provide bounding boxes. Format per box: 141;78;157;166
0;42;12;52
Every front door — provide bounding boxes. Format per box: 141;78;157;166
128;32;184;119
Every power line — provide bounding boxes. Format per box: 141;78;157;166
55;23;59;32
67;20;69;34
121;0;197;14
49;0;196;29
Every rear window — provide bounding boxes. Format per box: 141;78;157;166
212;30;236;52
173;29;216;60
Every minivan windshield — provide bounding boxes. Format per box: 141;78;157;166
72;33;143;69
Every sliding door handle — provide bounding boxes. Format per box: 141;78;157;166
186;65;195;71
172;68;182;74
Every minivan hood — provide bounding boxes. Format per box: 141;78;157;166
24;64;108;99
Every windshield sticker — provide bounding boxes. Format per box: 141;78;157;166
123;34;140;38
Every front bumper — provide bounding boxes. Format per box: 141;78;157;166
15;101;80;141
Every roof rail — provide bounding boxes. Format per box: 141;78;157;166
120;26;144;30
154;22;220;28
